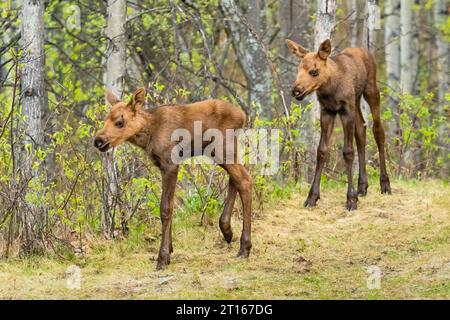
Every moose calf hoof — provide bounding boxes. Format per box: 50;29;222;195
346;200;358;211
220;225;233;244
156;254;171;270
237;249;250;259
237;239;251;259
357;184;368;197
304;195;319;208
346;193;358;211
380;176;392;195
381;183;391;195
223;231;233;244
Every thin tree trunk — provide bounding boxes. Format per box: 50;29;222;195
126;3;144;88
433;0;449;164
362;0;379;52
400;0;413;93
279;0;311;182
19;0;48;253
350;0;360;47
219;0;272;120
102;0;127;238
279;0;311;109
385;0;400;138
246;0;272;119
314;0;337;50
399;0;417;172
361;0;380;122
309;0;336;176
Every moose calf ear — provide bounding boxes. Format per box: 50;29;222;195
285;39;309;59
318;39;332;60
106;90;121;105
129;87;147;112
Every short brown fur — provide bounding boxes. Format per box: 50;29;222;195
94;88;252;269
286;39;391;210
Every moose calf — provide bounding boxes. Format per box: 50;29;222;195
94;88;252;269
286;38;391;210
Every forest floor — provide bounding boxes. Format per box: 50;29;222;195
0;179;449;299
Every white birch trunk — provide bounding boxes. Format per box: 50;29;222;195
362;0;380;52
400;0;413;93
102;0;127;238
433;0;449;162
385;0;400;137
219;0;272;119
314;0;337;50
20;0;48;250
279;0;311;109
247;0;272;119
361;0;380;122
310;0;337;170
105;0;127;98
126;4;144;88
350;0;360;47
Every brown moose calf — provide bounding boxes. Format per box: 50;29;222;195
94;88;252;269
286;38;391;211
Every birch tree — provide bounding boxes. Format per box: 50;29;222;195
362;0;380;52
433;0;449;156
102;0;127;238
126;3;144;88
219;0;272;119
247;0;271;118
384;0;400;136
400;0;413;93
361;0;380;122
20;0;48;252
279;0;311;108
309;0;337;166
350;0;361;47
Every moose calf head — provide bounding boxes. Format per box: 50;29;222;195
94;88;147;152
285;38;332;101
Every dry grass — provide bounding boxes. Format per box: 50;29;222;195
0;179;449;299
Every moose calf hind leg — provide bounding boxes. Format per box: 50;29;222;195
357;176;368;197
355;108;368;196
344;148;358;211
219;179;237;243
364;85;392;195
235;167;252;258
156;165;178;270
157;249;171;270
341;113;358;211
380;173;391;195
221;164;252;259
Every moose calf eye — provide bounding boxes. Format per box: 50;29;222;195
115;120;124;128
309;70;319;77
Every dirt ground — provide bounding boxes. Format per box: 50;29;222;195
0;179;449;299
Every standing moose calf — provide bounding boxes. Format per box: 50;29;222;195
94;88;252;269
285;39;391;211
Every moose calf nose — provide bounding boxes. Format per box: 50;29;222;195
292;87;304;98
94;137;104;149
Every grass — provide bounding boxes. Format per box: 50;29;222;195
0;179;449;299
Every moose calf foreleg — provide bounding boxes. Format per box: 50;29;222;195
305;111;335;208
156;165;179;270
341;113;358;211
